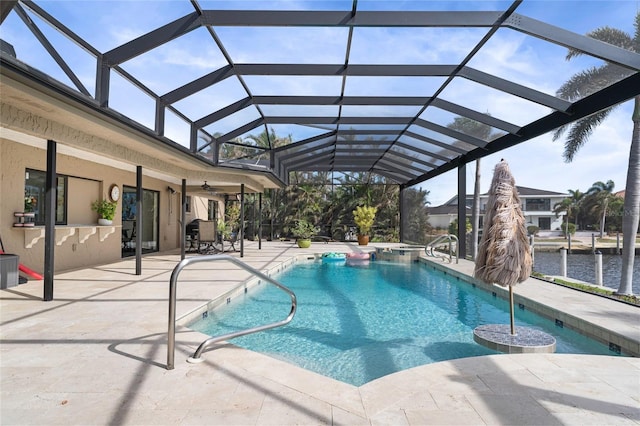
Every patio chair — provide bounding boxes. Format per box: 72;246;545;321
197;220;218;254
185;219;200;252
121;221;135;252
311;235;332;244
219;230;238;252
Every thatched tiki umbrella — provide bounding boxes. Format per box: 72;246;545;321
474;159;532;335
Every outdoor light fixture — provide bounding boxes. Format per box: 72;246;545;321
167;186;176;194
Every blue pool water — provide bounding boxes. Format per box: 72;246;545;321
188;261;618;386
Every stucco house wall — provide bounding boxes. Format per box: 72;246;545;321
1;138;195;273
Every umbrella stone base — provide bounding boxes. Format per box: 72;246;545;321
473;324;556;354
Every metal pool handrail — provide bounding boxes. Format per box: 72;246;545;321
167;254;297;370
425;234;459;264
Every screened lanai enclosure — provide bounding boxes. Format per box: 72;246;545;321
1;0;639;255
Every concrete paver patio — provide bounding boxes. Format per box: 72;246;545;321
1;241;638;425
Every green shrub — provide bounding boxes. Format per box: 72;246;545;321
448;218;471;235
290;219;317;240
562;222;576;237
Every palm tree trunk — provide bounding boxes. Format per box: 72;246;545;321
471;159;481;260
618;95;640;295
600;199;607;238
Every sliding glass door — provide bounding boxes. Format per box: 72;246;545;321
122;186;159;257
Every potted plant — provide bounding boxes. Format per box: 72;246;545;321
291;219;317;248
24;195;37;213
217;219;230;240
353;205;377;246
92;199;118;225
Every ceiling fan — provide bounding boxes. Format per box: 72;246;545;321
201;181;221;195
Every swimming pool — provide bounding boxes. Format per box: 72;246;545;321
187;260;618;386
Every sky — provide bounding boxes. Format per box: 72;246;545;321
1;0;638;205
415;0;639;205
423;103;633;205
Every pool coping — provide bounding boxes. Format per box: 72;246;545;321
418;256;640;357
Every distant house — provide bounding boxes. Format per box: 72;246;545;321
427;186;568;232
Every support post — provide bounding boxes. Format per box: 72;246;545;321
252;194;257;242
180;179;186;260
136;166;142;275
95;59;110;108
457;164;467;259
399;186;405;243
240;184;245;258
155;99;165;136
258;193;262;250
270;189;275;241
43;140;56;301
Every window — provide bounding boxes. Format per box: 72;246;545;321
525;198;550;212
122;186;160;256
25;169;67;225
185;196;191;213
539;217;551;230
208;200;218;221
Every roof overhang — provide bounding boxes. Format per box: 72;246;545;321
0;58;283;193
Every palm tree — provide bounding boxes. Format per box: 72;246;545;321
586;180;616;237
553;13;639;295
553;189;584;235
566;189;585;228
403;187;432;243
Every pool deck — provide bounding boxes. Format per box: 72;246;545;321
1;241;639;425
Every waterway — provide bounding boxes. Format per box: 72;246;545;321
532;251;640;294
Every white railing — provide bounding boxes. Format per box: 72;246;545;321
425;234;459;263
167;254;296;369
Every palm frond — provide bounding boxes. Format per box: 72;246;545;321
563;109;613;162
552;123;569;141
635;12;640;48
566;26;634;60
588;27;634;48
556;65;633;101
587;179;615;194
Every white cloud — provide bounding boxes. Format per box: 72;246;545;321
422;102;634;205
349;27;488;64
216;27;348;64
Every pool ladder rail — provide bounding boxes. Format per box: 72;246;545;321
425;234;459;264
167;254;297;370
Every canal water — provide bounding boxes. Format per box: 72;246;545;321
532;251;640;294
